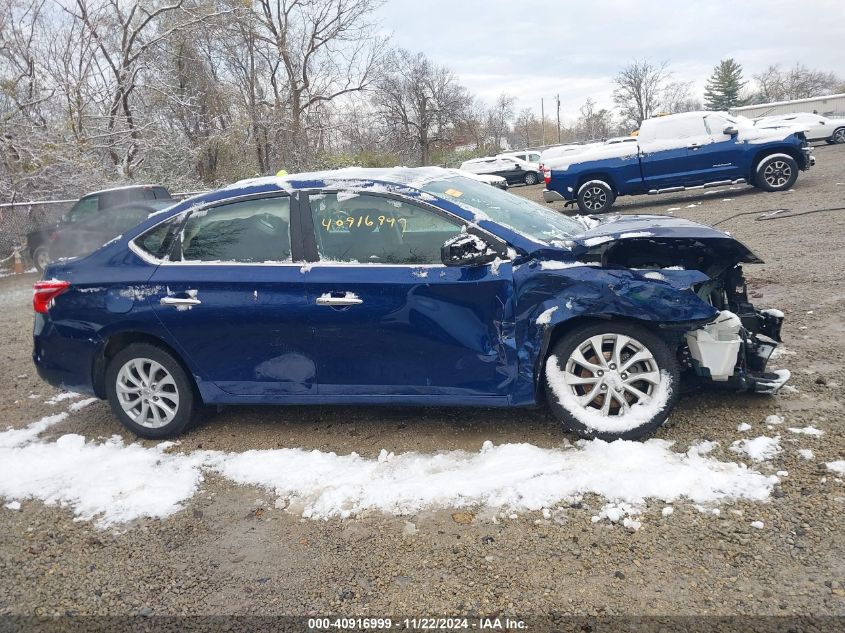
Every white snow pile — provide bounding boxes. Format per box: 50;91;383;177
737;422;752;432
787;426;824;437
730;436;782;462
797;449;815;461
827;461;845;475
0;408;781;526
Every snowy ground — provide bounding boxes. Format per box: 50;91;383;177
1;144;844;617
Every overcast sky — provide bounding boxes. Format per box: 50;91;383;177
376;0;845;123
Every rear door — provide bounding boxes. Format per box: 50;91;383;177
638;115;711;188
148;193;315;396
301;190;515;400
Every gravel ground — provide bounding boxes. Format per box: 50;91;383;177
1;145;844;618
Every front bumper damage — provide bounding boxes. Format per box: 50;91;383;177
684;307;789;394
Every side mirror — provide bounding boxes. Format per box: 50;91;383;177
723;125;738;136
441;233;498;267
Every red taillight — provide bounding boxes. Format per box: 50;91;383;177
542;167;551;185
33;280;70;314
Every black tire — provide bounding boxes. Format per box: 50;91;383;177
524;171;539;186
831;127;845;144
33;246;50;272
105;343;198;439
544;321;680;441
576;180;615;214
754;154;799;192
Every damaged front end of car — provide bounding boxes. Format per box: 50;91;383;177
570;218;790;395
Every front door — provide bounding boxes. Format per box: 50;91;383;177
302;191;515;400
149;194;316;396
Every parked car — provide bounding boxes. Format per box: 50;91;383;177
458;170;508;190
501;150;542;164
754;112;845;144
47;201;175;263
34;167;788;442
27;185;173;271
542;111;814;213
460;156;541;185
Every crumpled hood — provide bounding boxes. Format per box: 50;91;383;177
557;214;763;266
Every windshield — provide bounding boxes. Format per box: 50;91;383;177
422;175;582;243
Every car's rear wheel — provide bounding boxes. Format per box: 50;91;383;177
544;322;680;441
754;155;798;192
105;343;197;439
33;246;50;272
576;180;615;214
524;172;539;185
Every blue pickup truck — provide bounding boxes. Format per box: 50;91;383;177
542;111;814;213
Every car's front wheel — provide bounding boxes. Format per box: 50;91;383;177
576;180;615;214
829;127;845;144
544;322;680;441
754;154;798;192
524;171;539;185
105;343;198;439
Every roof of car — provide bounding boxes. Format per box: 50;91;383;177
84;184;168;196
229;167;457;191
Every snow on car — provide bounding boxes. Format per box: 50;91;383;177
542;111;815;213
754;112;845;145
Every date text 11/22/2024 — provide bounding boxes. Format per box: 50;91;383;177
307;617;527;630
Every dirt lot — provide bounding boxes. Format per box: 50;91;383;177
1;144;844;619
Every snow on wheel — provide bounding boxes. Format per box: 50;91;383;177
754;154;798;192
576;180;615;214
545;322;680;441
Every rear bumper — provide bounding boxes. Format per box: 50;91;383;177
33;315;99;396
542;189;566;203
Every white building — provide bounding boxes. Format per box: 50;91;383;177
731;93;845;119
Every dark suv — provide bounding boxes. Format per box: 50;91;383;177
27;185;172;270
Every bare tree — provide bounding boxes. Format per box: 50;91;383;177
373;49;469;165
485;93;515;151
576;98;615;140
753;63;841;103
612;59;670;127
663;80;701;114
514;107;536;147
250;0;387;168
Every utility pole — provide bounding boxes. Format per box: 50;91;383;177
556;94;561;143
540;98;545;146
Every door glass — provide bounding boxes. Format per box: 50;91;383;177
310;193;462;264
65;197;98;223
178;197;292;263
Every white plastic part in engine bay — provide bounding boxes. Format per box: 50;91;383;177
685;310;743;381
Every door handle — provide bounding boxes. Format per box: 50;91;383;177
160;296;201;308
687;144;700;150
316;294;362;307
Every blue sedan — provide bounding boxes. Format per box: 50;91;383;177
32;167;789;440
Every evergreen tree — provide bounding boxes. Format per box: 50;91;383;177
704;59;747;110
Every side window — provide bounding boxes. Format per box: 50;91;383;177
704;114;734;138
65;197;98;223
310;193;462;265
178;197;292;263
136;216;181;259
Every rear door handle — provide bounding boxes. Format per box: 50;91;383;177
316;294;362;307
160;296;201;308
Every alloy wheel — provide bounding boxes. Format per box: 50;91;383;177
834;128;845;144
763;160;792;188
115;358;180;428
582;186;608;211
561;333;660;417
